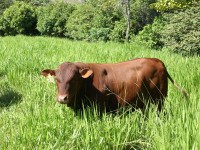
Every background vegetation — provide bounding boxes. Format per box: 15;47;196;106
0;36;199;149
37;2;75;37
137;2;200;56
0;1;37;35
0;0;199;55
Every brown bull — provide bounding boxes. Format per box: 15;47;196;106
41;58;188;113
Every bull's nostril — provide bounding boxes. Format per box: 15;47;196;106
58;95;68;102
63;96;68;101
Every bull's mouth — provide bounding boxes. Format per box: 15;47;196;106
57;99;75;107
57;99;68;104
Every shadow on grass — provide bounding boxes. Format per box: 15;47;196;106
0;85;22;108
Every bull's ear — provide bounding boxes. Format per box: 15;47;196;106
41;69;55;83
41;69;56;77
79;68;93;78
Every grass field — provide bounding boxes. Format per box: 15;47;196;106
0;35;199;149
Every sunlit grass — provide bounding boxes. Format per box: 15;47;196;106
0;35;199;149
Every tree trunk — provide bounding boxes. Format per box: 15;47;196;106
121;0;131;42
125;0;130;42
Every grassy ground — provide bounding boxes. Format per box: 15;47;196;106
0;35;199;149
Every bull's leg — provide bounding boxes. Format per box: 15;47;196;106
157;98;164;112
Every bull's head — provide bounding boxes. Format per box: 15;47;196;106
41;62;93;105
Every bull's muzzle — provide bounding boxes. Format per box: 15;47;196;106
57;95;68;104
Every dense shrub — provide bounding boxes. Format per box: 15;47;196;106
110;18;126;42
0;1;37;35
0;16;4;35
129;0;158;35
65;4;98;40
88;27;111;42
37;2;75;37
0;0;13;15
109;0;158;41
92;0;123;30
150;0;198;11
136;16;165;49
93;0;123;41
98;0;124;42
136;3;199;56
160;3;200;56
66;1;123;41
16;0;50;6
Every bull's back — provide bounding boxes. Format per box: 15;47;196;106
88;58;167;104
89;58;166;83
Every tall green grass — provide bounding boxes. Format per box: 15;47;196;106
0;35;199;149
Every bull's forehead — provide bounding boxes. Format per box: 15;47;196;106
55;62;78;81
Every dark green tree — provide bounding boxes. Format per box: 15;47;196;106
37;2;75;37
0;1;37;35
160;3;200;56
0;0;13;15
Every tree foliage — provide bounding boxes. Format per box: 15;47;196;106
37;2;75;37
16;0;51;6
110;18;127;42
66;1;122;41
0;0;50;16
0;0;13;15
0;1;37;35
66;4;101;40
136;16;165;49
160;3;200;56
151;0;198;11
129;0;158;35
137;2;200;56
